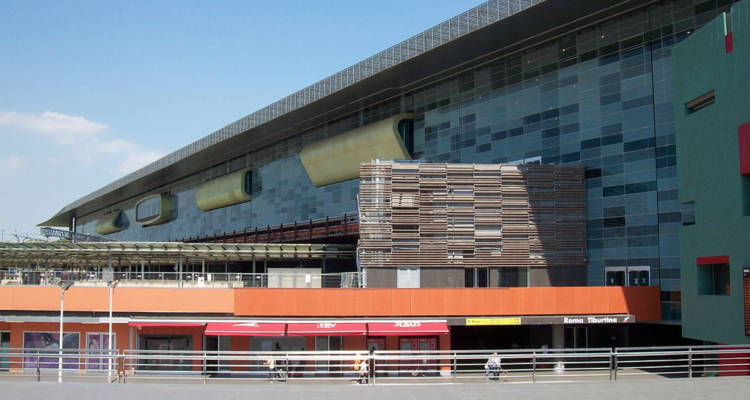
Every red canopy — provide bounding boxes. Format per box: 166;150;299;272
287;322;367;336
129;322;205;327
367;321;449;336
205;322;285;336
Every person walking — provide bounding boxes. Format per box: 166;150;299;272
540;343;549;369
264;357;276;382
485;352;508;381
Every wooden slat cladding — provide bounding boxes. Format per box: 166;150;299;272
359;162;586;269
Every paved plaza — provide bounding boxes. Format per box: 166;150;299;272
2;376;749;399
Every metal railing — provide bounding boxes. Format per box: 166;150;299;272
0;348;119;383
0;271;360;288
2;345;748;385
182;213;359;244
39;227;114;243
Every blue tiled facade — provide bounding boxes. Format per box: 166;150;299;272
74;0;740;321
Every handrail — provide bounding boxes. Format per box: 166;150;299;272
181;213;359;244
1;345;749;384
0;271;361;289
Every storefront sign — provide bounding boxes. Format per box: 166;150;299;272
463;315;634;326
466;318;521;326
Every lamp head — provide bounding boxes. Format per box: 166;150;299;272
60;281;74;291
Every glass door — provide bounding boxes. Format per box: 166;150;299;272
0;331;9;371
564;327;588;349
315;336;342;376
204;336;230;375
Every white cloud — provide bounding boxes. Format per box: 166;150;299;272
0;157;24;172
0;110;166;175
0;110;108;144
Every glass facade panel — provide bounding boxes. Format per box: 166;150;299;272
74;0;743;320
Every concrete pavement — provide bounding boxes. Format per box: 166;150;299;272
2;376;749;399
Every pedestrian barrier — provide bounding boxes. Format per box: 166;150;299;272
0;345;748;384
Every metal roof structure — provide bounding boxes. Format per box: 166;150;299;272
40;0;547;226
0;241;355;267
40;0;648;226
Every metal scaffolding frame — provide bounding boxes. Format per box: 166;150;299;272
0;242;356;267
49;0;545;219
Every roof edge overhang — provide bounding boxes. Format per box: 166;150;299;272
44;0;655;224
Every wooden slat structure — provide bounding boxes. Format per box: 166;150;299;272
358;161;586;269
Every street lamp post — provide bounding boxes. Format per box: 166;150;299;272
58;280;74;383
107;280;119;381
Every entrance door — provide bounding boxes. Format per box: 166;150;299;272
205;337;218;374
399;337;437;374
0;331;9;371
564;327;588;349
367;337;385;352
138;335;193;371
315;336;342;375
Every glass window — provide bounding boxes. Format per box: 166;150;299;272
464;268;474;288
244;170;253;195
399;119;415;154
136;197;161;223
605;268;626;286
498;267;529;287
698;263;730;295
628;267;651;286
466;268;490;288
397;267;420;288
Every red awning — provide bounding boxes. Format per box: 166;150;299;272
205;322;286;336
287;322;367;336
129;322;206;327
368;321;449;336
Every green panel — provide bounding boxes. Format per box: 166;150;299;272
196;167;253;211
674;2;750;344
300;113;413;187
134;194;171;226
94;210;123;235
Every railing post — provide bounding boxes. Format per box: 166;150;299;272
117;353;122;383
453;353;457;385
122;355;126;384
688;348;693;378
613;350;618;381
203;352;207;385
344;213;348;234
326;217;330;237
279;223;284;242
532;352;536;383
36;356;40;382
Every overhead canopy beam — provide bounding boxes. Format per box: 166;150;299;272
0;242;356;267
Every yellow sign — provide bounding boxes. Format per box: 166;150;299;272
466;318;521;326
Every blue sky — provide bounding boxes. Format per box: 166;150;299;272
0;0;483;240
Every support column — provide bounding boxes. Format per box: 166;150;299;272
105;255;113;282
552;325;565;370
178;255;183;287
